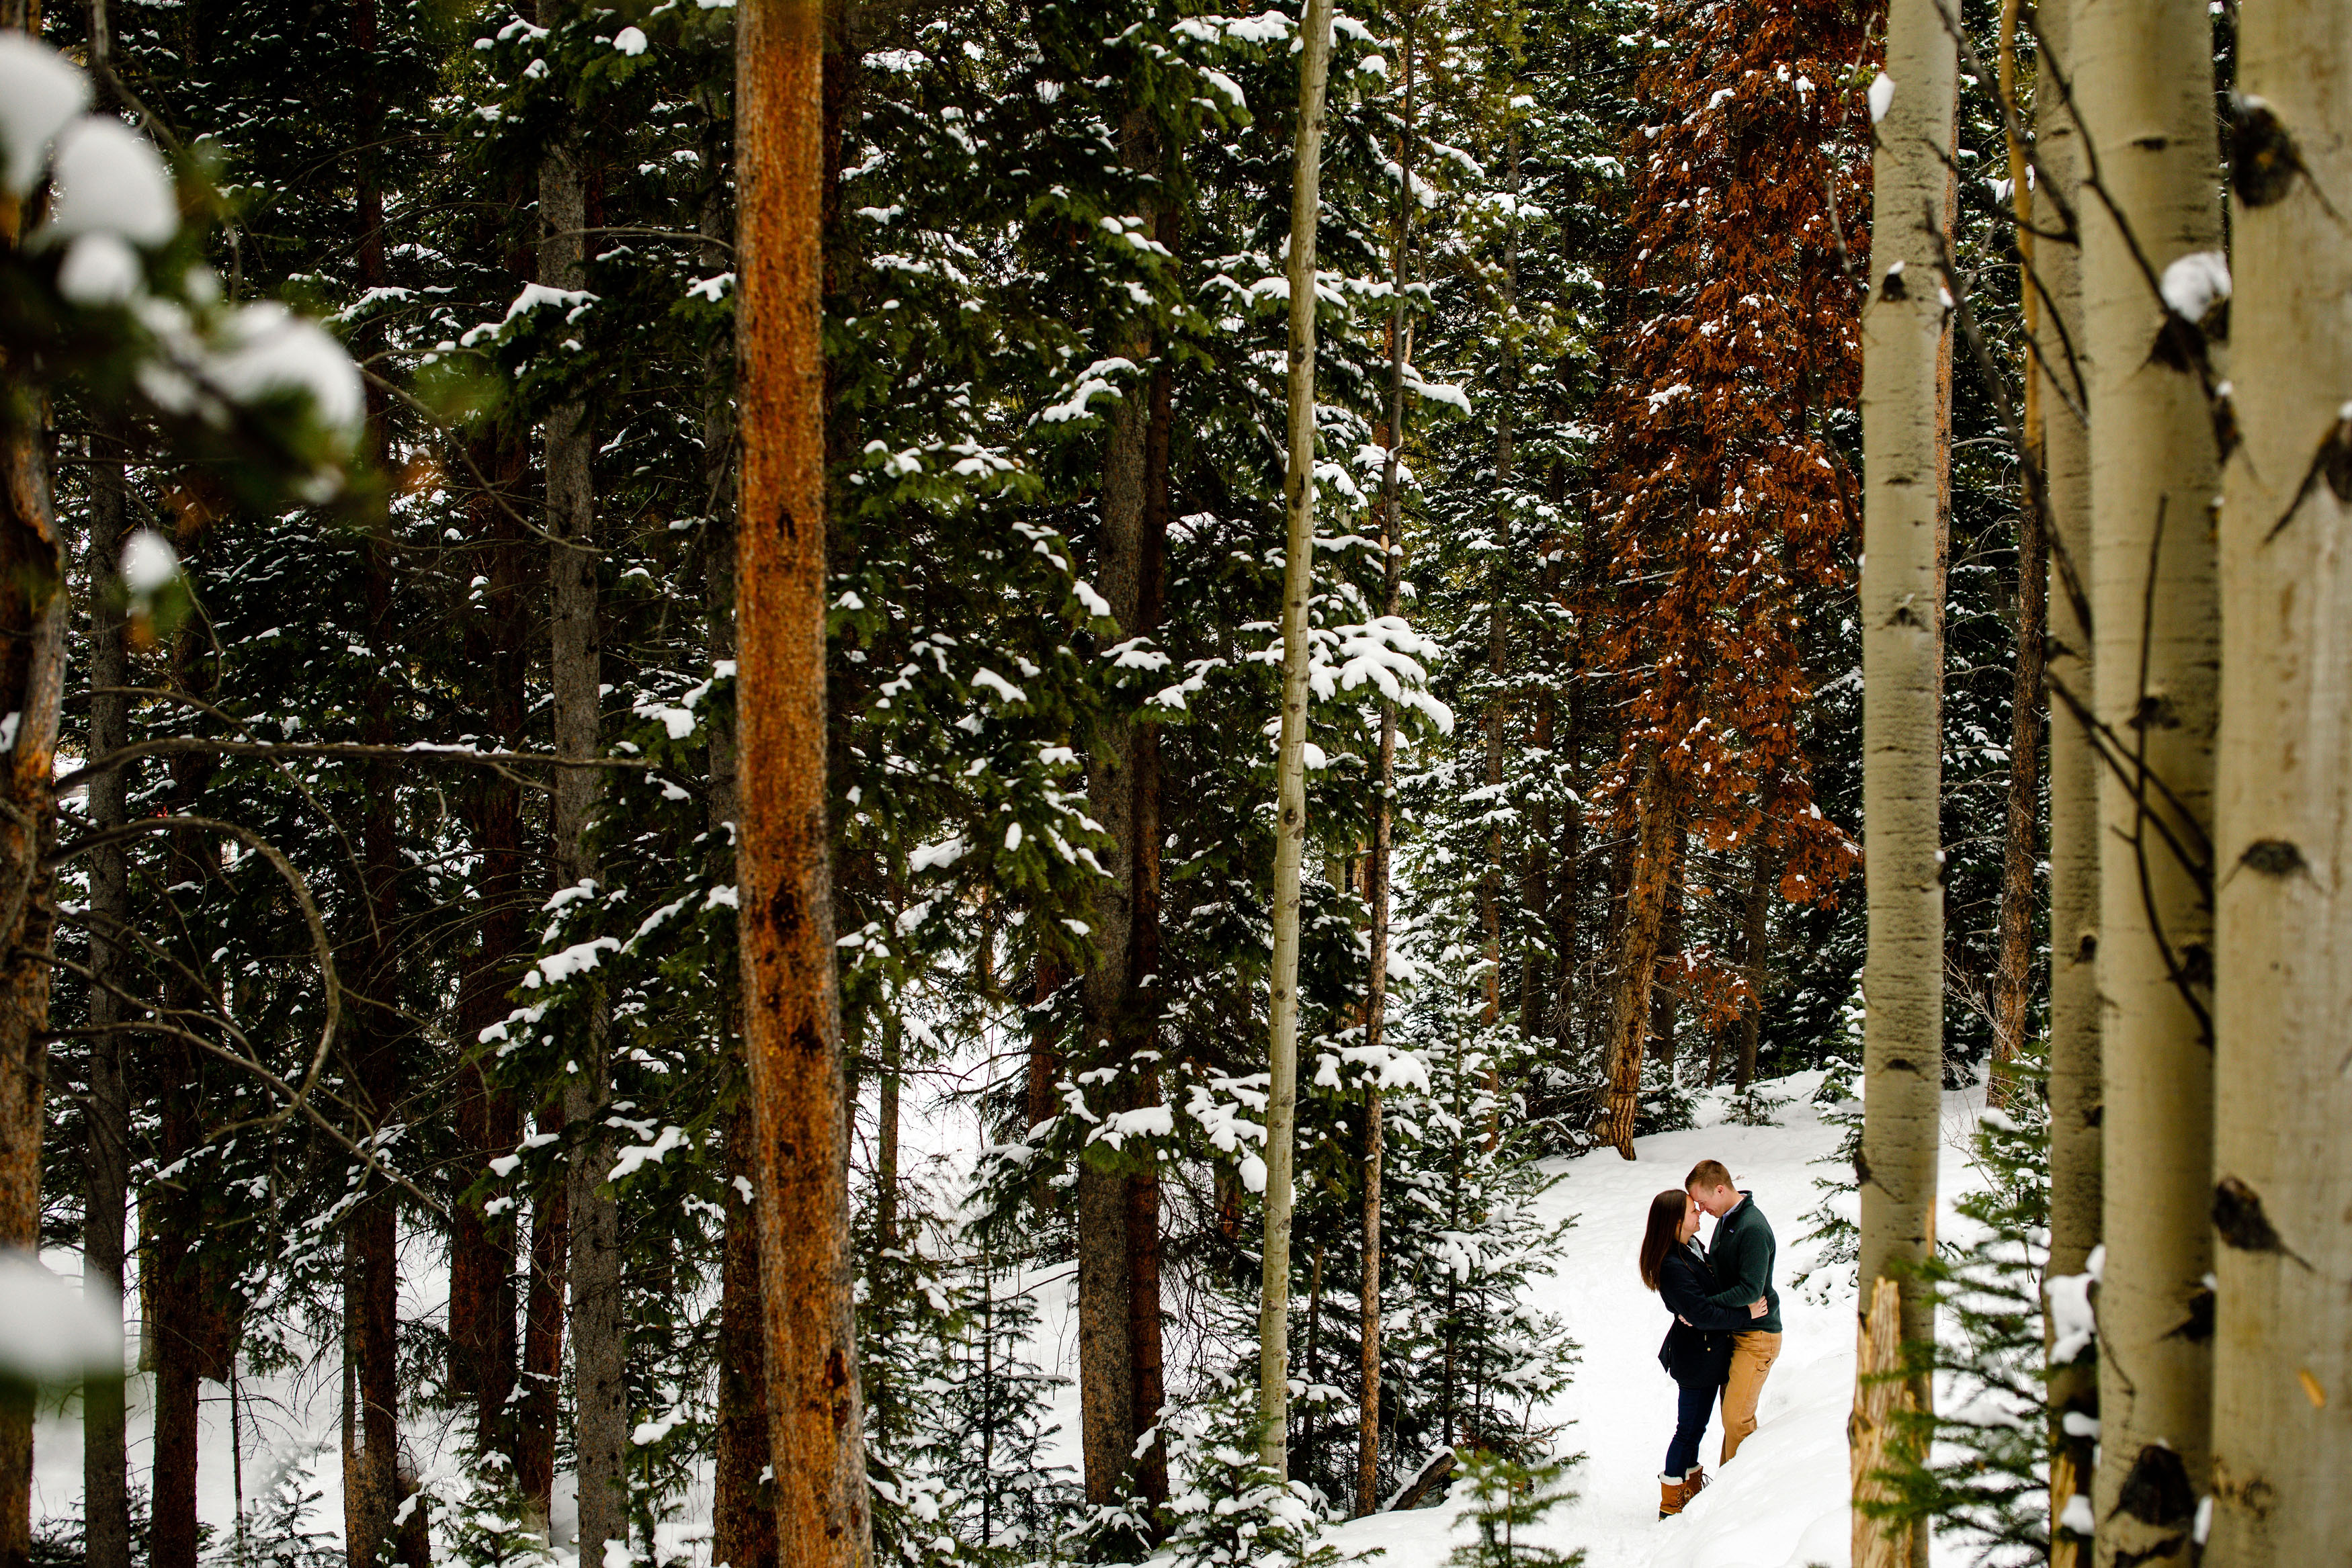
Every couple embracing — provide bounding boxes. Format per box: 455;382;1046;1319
1635;1159;1781;1520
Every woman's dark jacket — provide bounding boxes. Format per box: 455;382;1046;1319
1657;1240;1753;1387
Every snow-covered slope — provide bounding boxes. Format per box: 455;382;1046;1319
1325;1073;1996;1568
29;1070;1999;1568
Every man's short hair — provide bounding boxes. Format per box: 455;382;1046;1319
1685;1158;1734;1192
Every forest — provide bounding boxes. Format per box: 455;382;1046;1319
0;0;2343;1565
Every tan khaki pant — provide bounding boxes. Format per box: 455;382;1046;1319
1719;1329;1782;1463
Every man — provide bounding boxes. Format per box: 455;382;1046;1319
1687;1158;1779;1465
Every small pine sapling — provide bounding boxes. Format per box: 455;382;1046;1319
1139;1375;1345;1568
1443;1446;1585;1568
1865;1051;2056;1566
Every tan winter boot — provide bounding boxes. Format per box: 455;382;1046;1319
1683;1465;1709;1504
1658;1473;1689;1519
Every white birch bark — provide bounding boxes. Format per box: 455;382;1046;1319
2033;3;2100;1559
2074;3;2222;1561
2209;7;2352;1559
1258;0;1335;1480
1853;6;1954;1563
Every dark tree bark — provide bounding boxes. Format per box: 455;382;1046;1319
80;415;133;1568
538;110;626;1565
1735;841;1774;1091
343;15;409;1550
0;13;70;1538
515;1099;568;1528
1988;492;2044;1106
1647;827;1684;1073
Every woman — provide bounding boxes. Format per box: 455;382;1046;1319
1638;1188;1765;1519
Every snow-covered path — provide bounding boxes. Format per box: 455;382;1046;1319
1328;1074;1992;1568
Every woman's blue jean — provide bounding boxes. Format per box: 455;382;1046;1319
1664;1377;1716;1476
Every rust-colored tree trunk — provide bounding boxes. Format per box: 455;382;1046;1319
0;15;69;1545
735;3;872;1566
1987;8;2046;1107
1599;763;1683;1156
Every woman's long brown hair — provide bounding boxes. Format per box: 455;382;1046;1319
1639;1188;1689;1291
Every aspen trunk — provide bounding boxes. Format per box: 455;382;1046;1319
1259;0;1335;1478
1358;14;1414;1509
1855;7;1956;1563
735;3;872;1565
81;416;132;1568
2075;4;2222;1560
2207;7;2352;1559
1597;763;1681;1157
2032;3;2099;1557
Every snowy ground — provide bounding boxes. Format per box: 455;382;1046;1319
1321;1073;1999;1568
26;1068;2004;1568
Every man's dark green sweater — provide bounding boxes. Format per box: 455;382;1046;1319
1703;1190;1782;1334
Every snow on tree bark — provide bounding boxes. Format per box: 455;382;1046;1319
2032;3;2101;1554
734;3;872;1567
2074;4;2223;1561
2208;5;2352;1559
1853;1;1956;1563
1259;0;1334;1480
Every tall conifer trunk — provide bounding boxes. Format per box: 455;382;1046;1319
541;118;626;1566
515;1101;568;1527
1075;108;1160;1511
1987;0;2044;1108
1259;0;1335;1477
1358;13;1414;1510
703;98;776;1568
0;13;70;1550
2031;3;2100;1551
1853;5;1956;1563
81;413;133;1568
2075;5;2222;1561
1597;764;1679;1156
2208;7;2351;1559
452;425;529;1464
734;3;872;1565
344;17;407;1554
